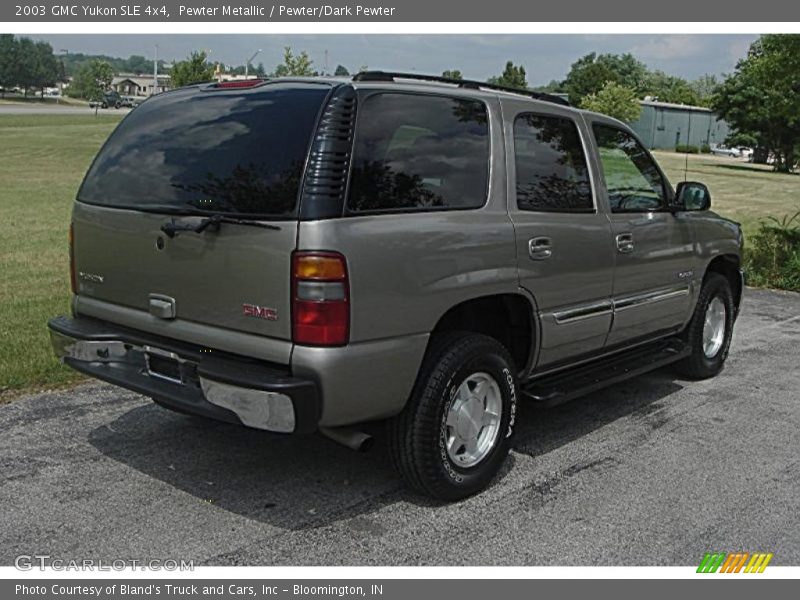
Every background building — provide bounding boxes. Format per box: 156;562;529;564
111;74;171;97
629;99;731;150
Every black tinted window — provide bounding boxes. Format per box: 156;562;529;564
514;114;593;212
592;124;666;212
79;83;329;218
347;93;489;212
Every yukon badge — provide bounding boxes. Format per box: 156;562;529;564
78;271;104;283
242;303;278;321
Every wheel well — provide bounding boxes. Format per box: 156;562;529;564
431;294;533;373
705;254;743;311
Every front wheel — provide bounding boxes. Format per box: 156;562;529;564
675;273;735;379
388;332;518;501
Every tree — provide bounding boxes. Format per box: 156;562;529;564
690;74;718;106
580;81;642;122
14;37;38;96
713;35;800;172
643;70;700;105
124;54;150;74
170;51;214;88
67;59;113;100
31;41;62;97
561;52;649;105
0;34;18;97
488;61;527;89
273;47;315;77
334;64;350;77
442;69;463;80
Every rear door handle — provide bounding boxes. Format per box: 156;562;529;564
616;233;634;254
528;236;553;260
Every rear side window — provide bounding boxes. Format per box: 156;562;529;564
347;93;490;213
513;113;593;212
78;83;330;218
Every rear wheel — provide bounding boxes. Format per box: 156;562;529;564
675;273;735;379
388;332;518;501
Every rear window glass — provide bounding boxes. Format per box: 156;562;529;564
514;113;593;212
78;83;330;218
347;93;490;213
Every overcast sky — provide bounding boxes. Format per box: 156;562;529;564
31;34;757;84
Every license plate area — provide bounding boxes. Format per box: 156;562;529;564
143;345;184;384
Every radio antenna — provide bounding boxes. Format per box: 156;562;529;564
684;111;693;182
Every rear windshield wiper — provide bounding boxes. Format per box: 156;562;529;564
160;214;281;238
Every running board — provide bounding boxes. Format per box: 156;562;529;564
522;338;690;407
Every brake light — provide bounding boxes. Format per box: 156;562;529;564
69;223;76;294
213;79;264;89
292;251;349;346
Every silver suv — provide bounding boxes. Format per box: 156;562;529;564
49;72;744;500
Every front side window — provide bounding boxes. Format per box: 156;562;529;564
513;113;593;212
347;93;490;213
592;124;666;213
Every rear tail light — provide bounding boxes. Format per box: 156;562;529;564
68;223;76;294
292;251;349;346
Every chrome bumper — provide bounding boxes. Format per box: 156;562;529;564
48;316;320;434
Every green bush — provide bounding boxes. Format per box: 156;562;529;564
675;144;700;154
743;212;800;292
700;143;712;153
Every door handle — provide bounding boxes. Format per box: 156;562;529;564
616;233;634;254
528;236;553;260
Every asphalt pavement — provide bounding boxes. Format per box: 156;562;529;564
1;287;798;566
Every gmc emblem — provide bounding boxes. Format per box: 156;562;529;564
242;303;278;321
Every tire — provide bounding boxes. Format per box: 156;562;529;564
388;332;518;501
675;272;735;379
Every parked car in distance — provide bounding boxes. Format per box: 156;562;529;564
120;95;144;108
89;90;123;109
49;72;744;500
710;144;752;159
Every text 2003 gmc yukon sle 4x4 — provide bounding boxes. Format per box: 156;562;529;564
48;72;744;500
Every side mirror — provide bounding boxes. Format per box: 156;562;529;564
673;181;711;212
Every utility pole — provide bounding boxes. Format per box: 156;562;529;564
245;49;262;78
58;49;68;103
153;44;158;96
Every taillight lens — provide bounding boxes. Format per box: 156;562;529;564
69;223;76;294
292;251;349;346
213;79;264;89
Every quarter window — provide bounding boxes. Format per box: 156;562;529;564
513;113;593;212
592;124;667;212
347;93;490;213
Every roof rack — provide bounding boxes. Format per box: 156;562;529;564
352;71;570;107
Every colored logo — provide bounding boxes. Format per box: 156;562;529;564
697;552;773;573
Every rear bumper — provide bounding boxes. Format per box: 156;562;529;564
47;315;320;434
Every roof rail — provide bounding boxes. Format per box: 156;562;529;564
352;71;570;107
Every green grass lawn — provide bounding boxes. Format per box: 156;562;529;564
0;114;123;399
654;151;800;236
0;115;797;398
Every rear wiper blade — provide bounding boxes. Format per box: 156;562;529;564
160;214;281;238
